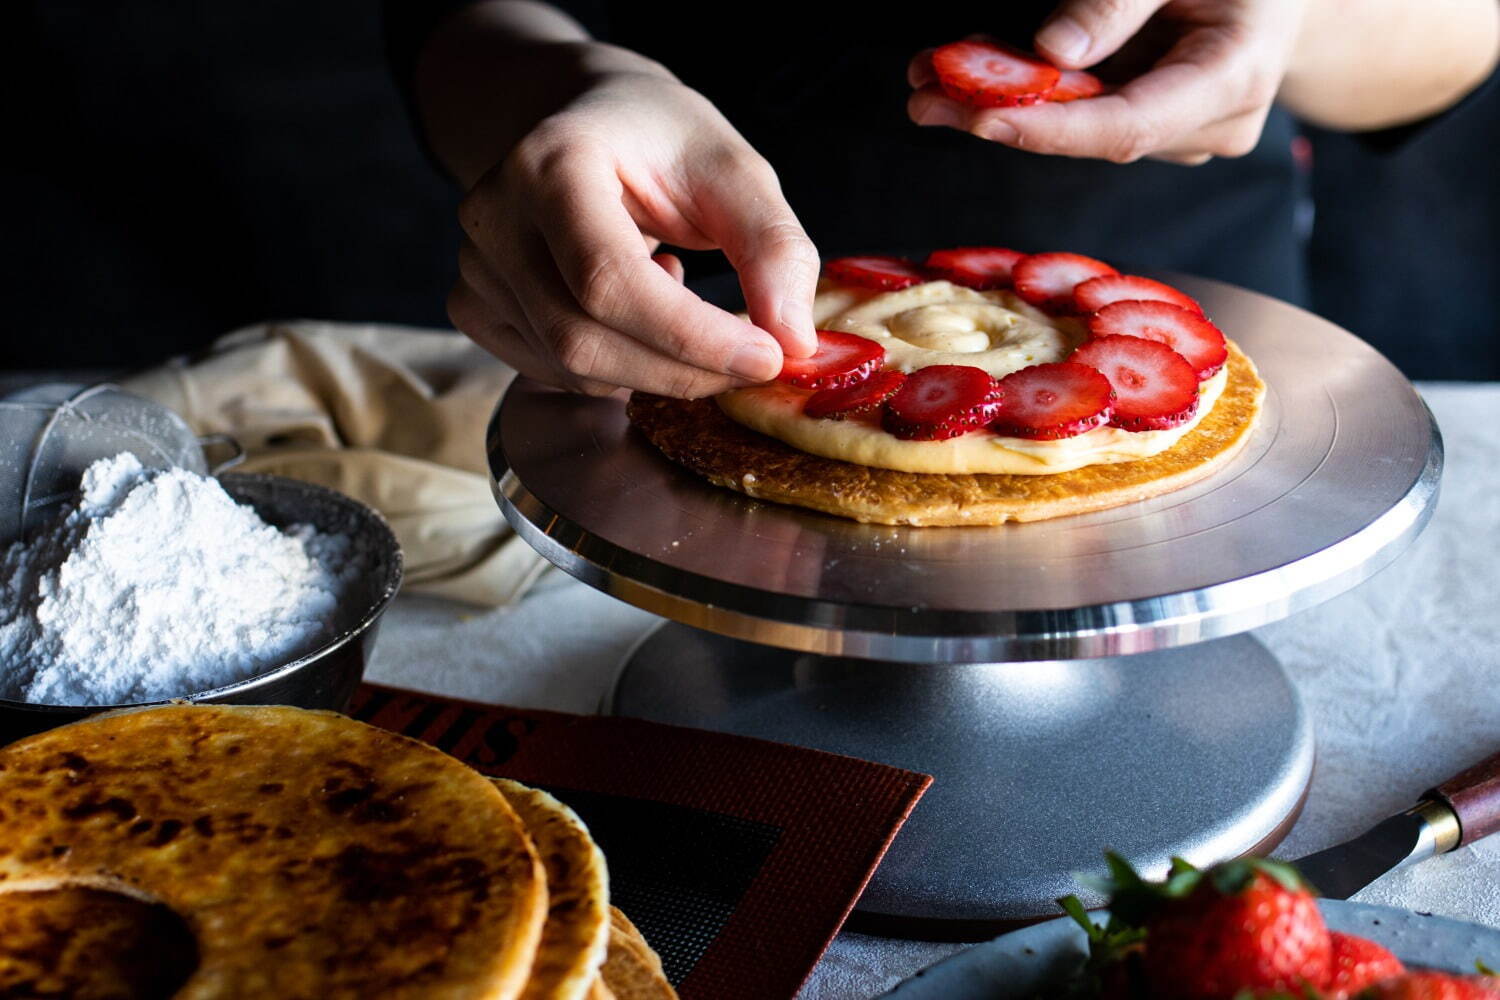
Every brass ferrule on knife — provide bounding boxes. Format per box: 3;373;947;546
1408;798;1462;857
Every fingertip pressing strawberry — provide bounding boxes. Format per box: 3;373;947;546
992;362;1113;439
824;255;928;291
1069;335;1200;431
882;364;1004;440
804;369;906;419
930;39;1061;108
777;330;885;390
1012;252;1119;313
1086;301;1229;381
923;246;1025;290
1073;274;1204;316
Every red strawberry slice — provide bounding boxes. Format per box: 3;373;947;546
931;40;1061;108
1086;300;1228;380
882;365;1003;440
804;369;906;419
824;255;927;291
1325;932;1405;999
777;330;884;390
1048;68;1105;102
1073;274;1204;316
1012;252;1118;313
992;362;1113;440
1069;335;1199;431
923;246;1025;290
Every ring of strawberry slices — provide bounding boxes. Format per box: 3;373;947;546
717;248;1237;477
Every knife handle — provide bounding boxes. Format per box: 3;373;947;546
1426;749;1500;848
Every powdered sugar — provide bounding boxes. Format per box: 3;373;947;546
0;453;358;705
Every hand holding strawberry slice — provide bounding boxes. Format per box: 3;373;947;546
1070;335;1200;431
992;362;1113;439
1012;252;1119;313
1087;301;1228;381
930;40;1061;108
883;365;1003;440
1073;274;1204;316
804;369;905;419
923;246;1024;290
777;330;884;390
824;255;927;291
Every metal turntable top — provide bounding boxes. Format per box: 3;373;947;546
488;275;1441;662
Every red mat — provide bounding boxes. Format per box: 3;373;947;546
352;684;930;1000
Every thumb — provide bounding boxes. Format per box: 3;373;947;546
691;153;820;359
1035;0;1162;68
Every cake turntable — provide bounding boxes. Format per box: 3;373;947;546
485;274;1441;933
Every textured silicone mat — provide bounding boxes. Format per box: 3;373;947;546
352;683;932;1000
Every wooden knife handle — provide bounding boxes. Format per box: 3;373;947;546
1427;750;1500;847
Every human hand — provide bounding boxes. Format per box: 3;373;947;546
450;68;819;398
908;0;1309;165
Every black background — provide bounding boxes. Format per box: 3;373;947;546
2;1;1495;380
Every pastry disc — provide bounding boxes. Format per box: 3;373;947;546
628;342;1264;526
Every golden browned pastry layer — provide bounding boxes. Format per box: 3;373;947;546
627;341;1264;526
0;886;196;999
494;779;609;1000
597;908;677;1000
0;705;548;1000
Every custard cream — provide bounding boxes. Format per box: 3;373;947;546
717;280;1227;476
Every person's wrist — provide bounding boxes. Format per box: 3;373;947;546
573;41;679;86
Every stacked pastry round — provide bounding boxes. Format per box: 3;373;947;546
0;705;677;1000
629;247;1265;525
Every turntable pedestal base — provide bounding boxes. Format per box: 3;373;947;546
608;624;1313;936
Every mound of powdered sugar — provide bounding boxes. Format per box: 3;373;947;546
0;453;363;705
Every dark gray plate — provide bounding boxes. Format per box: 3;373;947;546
880;900;1500;998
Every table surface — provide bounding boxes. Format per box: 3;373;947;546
371;383;1500;1000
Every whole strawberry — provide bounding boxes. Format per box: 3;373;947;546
1358;972;1500;999
1325;932;1405;998
1108;856;1333;999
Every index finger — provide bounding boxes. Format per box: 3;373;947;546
908;48;936;88
533;159;786;382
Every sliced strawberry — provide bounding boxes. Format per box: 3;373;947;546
1325;932;1405;999
1086;300;1228;380
1069;335;1199;431
923;246;1025;290
1012;252;1118;313
804;369;906;419
992;362;1113;440
1073;274;1203;316
824;255;927;291
931;40;1061;108
882;365;1003;440
1049;68;1105;102
777;330;884;390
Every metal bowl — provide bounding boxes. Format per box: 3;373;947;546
0;473;403;742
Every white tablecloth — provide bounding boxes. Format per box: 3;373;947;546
367;383;1500;999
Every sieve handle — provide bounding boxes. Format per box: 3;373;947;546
200;434;246;476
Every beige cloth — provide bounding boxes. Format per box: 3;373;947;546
123;321;549;606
